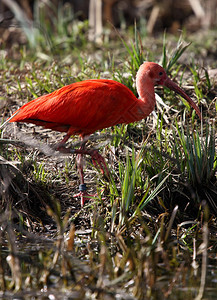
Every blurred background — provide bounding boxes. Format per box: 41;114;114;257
1;0;217;48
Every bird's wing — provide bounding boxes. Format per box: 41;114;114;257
10;79;139;134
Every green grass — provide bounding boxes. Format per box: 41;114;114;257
0;6;217;299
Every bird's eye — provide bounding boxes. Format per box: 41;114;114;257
159;71;163;76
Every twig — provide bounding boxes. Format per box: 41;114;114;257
195;222;208;300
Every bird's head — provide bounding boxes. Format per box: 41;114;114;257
137;62;202;120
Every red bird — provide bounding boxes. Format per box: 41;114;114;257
1;62;201;206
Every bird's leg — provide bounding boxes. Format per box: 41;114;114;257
72;148;109;178
56;135;108;205
74;139;101;206
89;149;110;178
55;134;109;177
54;134;71;152
71;141;92;206
74;150;89;206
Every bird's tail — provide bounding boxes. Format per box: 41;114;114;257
0;111;19;130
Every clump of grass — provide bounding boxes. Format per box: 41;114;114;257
161;32;191;72
172;122;217;214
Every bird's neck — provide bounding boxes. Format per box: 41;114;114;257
136;75;156;116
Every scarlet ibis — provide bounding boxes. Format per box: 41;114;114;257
1;62;201;206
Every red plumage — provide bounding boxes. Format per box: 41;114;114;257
10;79;142;137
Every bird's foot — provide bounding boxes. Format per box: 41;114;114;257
73;191;94;207
73;184;96;206
89;149;110;178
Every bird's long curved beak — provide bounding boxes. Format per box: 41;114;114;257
164;77;202;120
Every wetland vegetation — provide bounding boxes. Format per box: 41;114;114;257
0;1;217;299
